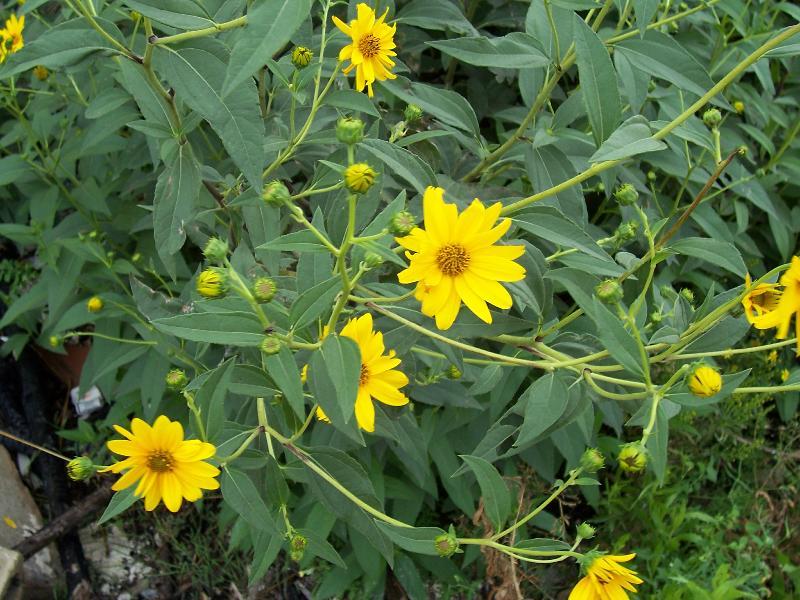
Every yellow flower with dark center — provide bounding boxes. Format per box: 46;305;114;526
196;268;224;298
344;162;377;194
569;553;643;600
333;3;397;97
87;296;104;313
4;14;24;54
749;257;800;352
742;273;782;325
396;187;526;330
314;313;408;432
688;365;722;398
103;416;220;512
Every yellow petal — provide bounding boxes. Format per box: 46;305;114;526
355;389;375;432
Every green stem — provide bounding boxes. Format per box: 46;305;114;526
151;16;248;46
256;397;276;459
218;427;262;465
584;371;649;401
734;384;800;394
61;331;157;346
669;338;797;360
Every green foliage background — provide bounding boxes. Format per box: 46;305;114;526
0;0;799;596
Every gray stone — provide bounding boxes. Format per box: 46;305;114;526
0;445;62;594
0;546;22;597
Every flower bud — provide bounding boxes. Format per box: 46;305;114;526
252;277;277;303
733;100;745;115
48;335;60;348
580;448;605;473
290;533;307;561
67;457;96;481
363;252;384;269
262;180;291;206
202;237;228;263
595;279;623;304
596;182;605;193
131;252;142;263
687;364;722;398
196;268;225;298
260;335;282;356
336;116;365;145
646;170;657;182
291;46;313;69
679;288;694;304
650;310;663;324
389;211;416;235
781;369;790;382
614;183;639;206
614;221;638;243
344;163;377;194
130;10;142;21
403;104;423;123
87;296;104;313
33;65;49;81
165;368;188;390
702;108;722;128
576;522;596;540
618;443;647;473
445;365;462;380
434;531;459;557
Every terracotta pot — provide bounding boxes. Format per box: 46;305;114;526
34;341;91;389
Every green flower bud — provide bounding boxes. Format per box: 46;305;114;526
595;279;623;304
260;335;282;356
252;277;277;303
48;335;60;348
344;163;377;194
434;530;460;557
165;368;188;390
445;365;462;380
290;533;307;561
647;170;657;182
580;448;605;473
614;221;638;243
291;46;313;69
262;180;291;206
203;237;229;263
650;310;663;324
618;443;647;473
67;457;96;481
363;252;384;269
131;252;142;263
680;288;695;304
403;104;423;123
733;100;745;115
596;182;605;193
614;183;639;206
336;116;365;145
576;522;596;540
702;108;722;128
389;211;416;235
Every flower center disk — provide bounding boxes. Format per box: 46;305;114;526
359;363;370;386
358;34;381;58
436;244;470;276
147;450;174;473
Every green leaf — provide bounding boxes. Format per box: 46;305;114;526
221;468;281;533
516;373;570;447
257;229;330;253
617;31;715;98
514;206;614;262
374;522;446;555
670;237;747;277
460;455;511;530
573;15;621;145
395;0;478;36
289;276;342;330
297;528;347;568
223;0;314;95
154;143;201;277
97;488;139;525
122;0;215;30
0;156;30;186
427;33;549;69
151;310;265;346
525;146;585;223
263;347;305;419
381;77;480;138
156;47;265;188
667;369;752;408
360;139;437;194
308;335;361;427
635;0;660;36
591;298;645;377
323;89;381;117
195;358;235;443
589;115;667;162
0;20;112;78
117;59;175;131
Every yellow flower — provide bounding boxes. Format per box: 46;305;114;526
87;296;104;313
749;257;800;352
104;416;220;512
333;3;397;97
618;443;647;473
344;162;377;194
742;273;782;325
734;100;745;114
781;368;790;382
33;65;49;80
196;268;225;298
4;14;24;54
570;553;643;600
314;313;409;432
688;365;722;398
767;349;778;364
396;187;526;330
